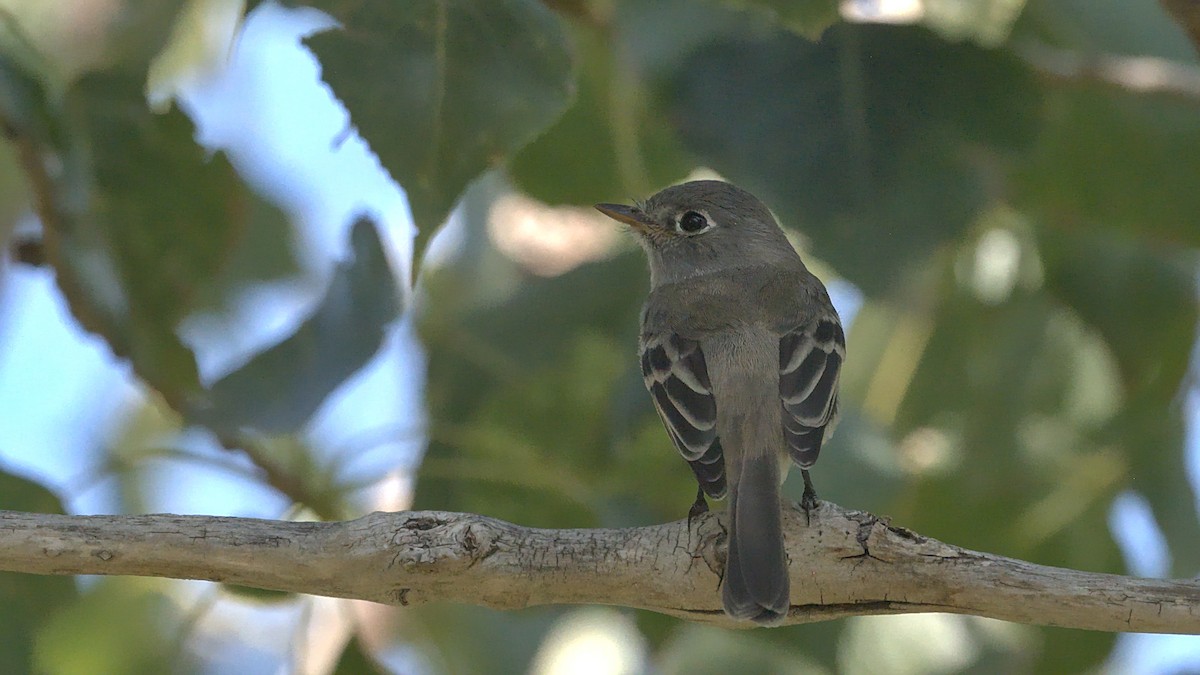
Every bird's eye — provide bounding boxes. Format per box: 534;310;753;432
678;211;709;234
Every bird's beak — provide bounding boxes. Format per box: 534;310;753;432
594;203;653;232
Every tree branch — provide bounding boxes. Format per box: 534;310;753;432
1;503;1197;632
1161;0;1200;56
1016;40;1200;101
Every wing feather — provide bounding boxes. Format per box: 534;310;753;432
779;316;844;467
641;334;726;499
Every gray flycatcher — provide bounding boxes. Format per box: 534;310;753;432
596;180;844;625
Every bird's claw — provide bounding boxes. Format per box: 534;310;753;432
687;486;709;526
800;469;819;526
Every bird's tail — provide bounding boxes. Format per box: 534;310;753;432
722;452;789;625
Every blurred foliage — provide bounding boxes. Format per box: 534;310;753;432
332;635;392;675
33;579;185;675
193;217;401;437
0;0;1198;673
282;0;575;272
0;472;77;674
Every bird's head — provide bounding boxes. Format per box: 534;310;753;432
595;180;799;285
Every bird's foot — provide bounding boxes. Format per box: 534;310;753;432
800;469;819;526
687;486;709;526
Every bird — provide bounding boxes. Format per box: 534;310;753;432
595;180;844;625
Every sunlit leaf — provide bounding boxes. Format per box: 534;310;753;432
0;0;186;90
719;0;838;39
919;0;1028;46
146;0;246;110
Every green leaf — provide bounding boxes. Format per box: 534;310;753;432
332;636;388;675
0;471;77;675
1038;226;1197;401
0;51;66;158
18;68;301;412
662;22;1040;296
99;0;192;76
193;217;402;435
890;284;1128;575
416;249;650;525
1111;400;1200;576
1033;627;1114;674
0;134;26;246
0;469;64;513
33;580;186;675
718;0;838;40
509;22;690;204
219;584;296;604
187;186;300;314
295;0;575;276
657;623;827;674
407;604;560;674
1018;0;1197;62
0;1;186;91
1016;87;1200;249
918;0;1028;46
6;73;303;443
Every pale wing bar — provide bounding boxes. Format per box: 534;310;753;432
779;317;844;467
641;334;727;499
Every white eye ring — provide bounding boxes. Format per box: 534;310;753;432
676;210;713;235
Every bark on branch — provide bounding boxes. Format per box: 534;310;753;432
1;503;1198;632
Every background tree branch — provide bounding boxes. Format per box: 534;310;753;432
1162;0;1200;55
2;503;1197;633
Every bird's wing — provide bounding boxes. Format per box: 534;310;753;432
779;315;844;467
640;333;727;499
